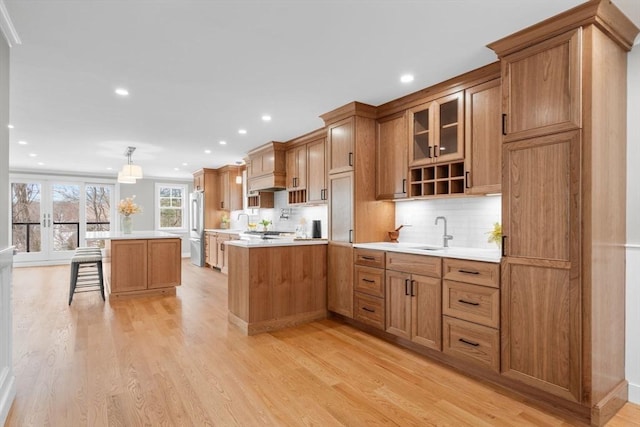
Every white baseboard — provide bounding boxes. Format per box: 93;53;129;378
182;252;190;258
0;368;16;426
629;382;640;404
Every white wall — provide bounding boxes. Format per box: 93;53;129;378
626;43;640;404
395;196;502;248
119;177;193;255
0;33;8;249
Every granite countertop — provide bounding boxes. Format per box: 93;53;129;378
226;238;328;248
353;242;501;263
86;231;181;240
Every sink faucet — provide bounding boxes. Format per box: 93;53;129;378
435;216;453;248
237;212;249;229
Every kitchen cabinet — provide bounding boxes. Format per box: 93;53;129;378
464;79;502;195
385;252;442;350
408;91;464;167
246;191;274;209
327;117;354;175
488;2;637;423
328;172;353;243
286;144;307;190
107;237;181;299
246;141;287;191
193;170;204;191
217;166;242;211
192;168;219;229
442;258;500;371
306;136;327;203
353;249;385;330
205;231;215;267
327;242;353;318
376;112;408;200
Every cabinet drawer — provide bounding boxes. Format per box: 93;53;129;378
443;258;499;288
386;252;441;278
354;249;385;268
354;292;385;330
443;316;499;372
443;280;499;328
354;265;384;298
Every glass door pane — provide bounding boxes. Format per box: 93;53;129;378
11;182;45;260
51;183;80;254
85;185;112;248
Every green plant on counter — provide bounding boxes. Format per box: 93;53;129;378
259;219;271;227
487;222;502;247
221;215;230;224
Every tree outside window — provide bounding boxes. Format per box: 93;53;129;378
156;184;187;230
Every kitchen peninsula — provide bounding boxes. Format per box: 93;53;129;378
226;238;328;335
87;231;182;300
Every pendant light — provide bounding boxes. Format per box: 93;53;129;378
118;146;143;183
235;160;242;184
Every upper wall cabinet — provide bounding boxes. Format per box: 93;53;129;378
501;29;581;143
408;91;464;167
246;142;287;192
306;136;327;204
284;129;327;205
327;117;355;175
464;79;502;195
376;112;408;200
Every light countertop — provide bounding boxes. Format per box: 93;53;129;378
226;238;328;248
86;231;181;240
204;229;243;234
353;242;501;263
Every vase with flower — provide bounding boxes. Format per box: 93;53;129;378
118;195;142;234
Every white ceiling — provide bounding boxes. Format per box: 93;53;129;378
5;0;640;180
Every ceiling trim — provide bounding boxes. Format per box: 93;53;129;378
0;0;20;47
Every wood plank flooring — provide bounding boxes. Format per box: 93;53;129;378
5;260;640;426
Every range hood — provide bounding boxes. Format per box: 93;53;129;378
246;141;287;192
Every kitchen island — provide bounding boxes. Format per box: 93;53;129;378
226;238;328;335
87;231;182;300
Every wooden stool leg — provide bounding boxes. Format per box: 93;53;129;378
69;263;78;305
97;260;105;301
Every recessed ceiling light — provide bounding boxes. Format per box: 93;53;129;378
174;167;179;171
18;140;27;145
37;162;44;166
219;140;227;145
28;153;37;157
115;88;129;96
238;129;247;135
204;149;211;154
182;162;188;166
7;124;13;129
262;115;271;122
106;167;113;170
400;74;414;83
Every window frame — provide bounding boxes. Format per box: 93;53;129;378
155;183;188;232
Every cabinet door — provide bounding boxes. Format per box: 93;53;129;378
433;91;464;163
148;239;181;289
110;240;148;292
329;171;353;243
328;117;354;174
218;171;230;210
411;274;442;350
307;137;327;203
193;173;204;191
408;101;435;166
286;145;307;190
376;112;408;200
502;261;580;402
503;131;579;261
385;270;411;339
216;235;229;269
327;242;353;318
502;29;581;142
465;79;502;195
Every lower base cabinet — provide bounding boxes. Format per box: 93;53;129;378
328;242;354;318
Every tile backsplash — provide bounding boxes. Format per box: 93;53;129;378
394;196;502;249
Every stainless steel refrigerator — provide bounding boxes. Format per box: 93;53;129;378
189;191;205;266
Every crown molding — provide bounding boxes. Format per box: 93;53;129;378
0;1;20;47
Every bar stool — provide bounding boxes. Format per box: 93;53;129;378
69;247;105;305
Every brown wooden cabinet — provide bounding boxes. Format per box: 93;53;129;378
408;91;464;167
327;117;355;175
306;136;327;203
464;79;502;195
246;191;274;209
376;112;408;200
205;231;215;267
327;242;354;318
328;172;353;243
488;2;638;423
385;252;442;351
286;144;307;190
192;168;219;229
246;141;287;192
217;166;242;211
353;249;385;330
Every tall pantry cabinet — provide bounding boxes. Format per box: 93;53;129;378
321;102;394;318
488;1;638;424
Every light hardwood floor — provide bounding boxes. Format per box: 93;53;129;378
5;260;640;426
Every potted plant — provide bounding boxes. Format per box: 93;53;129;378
117;195;142;234
487;222;502;248
259;219;271;232
220;215;230;229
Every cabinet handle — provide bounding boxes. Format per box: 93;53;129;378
434;145;439;157
459;338;480;347
220;201;224;209
349;229;353;243
404;279;409;296
465;171;470;189
348;152;353;167
410;279;416;297
502;114;507;135
458;299;480;306
402;179;407;194
362;306;375;313
361;256;375;261
502;236;507;257
428;146;433;158
458;269;480;275
362;278;375;283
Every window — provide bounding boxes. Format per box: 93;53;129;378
155;183;187;231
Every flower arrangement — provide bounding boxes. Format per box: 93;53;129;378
259;219;271;230
487;222;502;247
117;196;142;217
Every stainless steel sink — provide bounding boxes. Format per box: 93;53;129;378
411;245;444;251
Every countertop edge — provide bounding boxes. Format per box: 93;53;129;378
226;239;328;248
353;243;502;264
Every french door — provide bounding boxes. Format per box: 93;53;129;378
10;178;114;264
